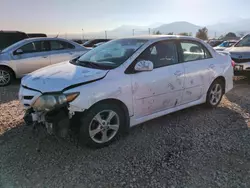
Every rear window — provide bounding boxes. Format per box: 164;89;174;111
0;33;28;50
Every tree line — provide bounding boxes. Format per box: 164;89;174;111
153;28;240;40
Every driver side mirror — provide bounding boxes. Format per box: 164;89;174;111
134;60;154;72
14;49;23;55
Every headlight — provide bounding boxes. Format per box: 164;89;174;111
32;92;79;111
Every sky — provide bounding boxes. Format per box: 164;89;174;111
1;0;250;34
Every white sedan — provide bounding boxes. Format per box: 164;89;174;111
0;37;89;86
19;35;234;148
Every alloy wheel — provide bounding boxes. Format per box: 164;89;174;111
209;83;222;105
89;110;120;144
0;70;11;86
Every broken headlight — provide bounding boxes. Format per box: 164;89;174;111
32;92;79;111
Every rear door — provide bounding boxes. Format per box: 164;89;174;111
49;40;78;64
178;40;213;104
13;40;51;76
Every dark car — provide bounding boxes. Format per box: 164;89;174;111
27;33;47;38
207;39;224;47
83;39;111;47
0;30;29;50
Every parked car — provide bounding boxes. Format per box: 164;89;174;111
214;40;237;51
0;30;29;51
0;37;89;86
224;34;250;76
19;36;233;148
93;42;107;48
28;33;47;38
83;39;111;47
207;39;224;47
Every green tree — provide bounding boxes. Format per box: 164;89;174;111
196;27;208;40
178;32;189;36
153;30;162;35
225;32;237;38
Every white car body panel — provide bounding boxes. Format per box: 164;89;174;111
0;37;89;78
19;36;234;128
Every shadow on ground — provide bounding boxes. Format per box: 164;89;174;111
0;79;21;104
226;77;250;113
1;105;250;187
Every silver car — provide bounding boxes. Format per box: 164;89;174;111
0;37;89;86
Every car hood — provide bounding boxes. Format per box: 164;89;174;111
225;47;250;59
21;61;109;93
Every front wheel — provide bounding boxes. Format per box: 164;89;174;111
206;80;224;107
0;68;13;86
79;103;126;148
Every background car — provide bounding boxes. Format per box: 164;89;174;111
19;36;234;148
93;42;107;48
214;40;237;51
83;39;111;47
27;33;47;38
225;34;250;76
0;30;29;51
207;39;224;47
0;37;89;86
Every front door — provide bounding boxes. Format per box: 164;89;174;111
179;40;213;104
130;40;185;118
13;40;50;76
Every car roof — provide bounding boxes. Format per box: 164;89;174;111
21;37;69;42
119;35;201;42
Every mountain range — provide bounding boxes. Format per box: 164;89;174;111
53;19;250;39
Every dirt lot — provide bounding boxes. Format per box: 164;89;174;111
1;78;250;188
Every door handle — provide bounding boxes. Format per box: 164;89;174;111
68;52;74;55
42;56;48;58
174;70;183;76
209;64;215;69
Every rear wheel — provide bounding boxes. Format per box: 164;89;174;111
206;80;224;107
0;68;13;86
79;103;126;148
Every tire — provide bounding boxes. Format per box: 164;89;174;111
0;67;13;86
205;80;224;107
79;103;127;148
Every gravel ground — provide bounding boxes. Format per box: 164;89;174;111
1;78;250;188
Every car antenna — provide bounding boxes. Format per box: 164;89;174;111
55;32;60;38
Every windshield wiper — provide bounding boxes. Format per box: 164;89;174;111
76;60;108;69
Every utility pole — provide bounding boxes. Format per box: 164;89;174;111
132;29;135;36
148;28;151;35
82;29;84;40
215;32;217;39
105;30;107;39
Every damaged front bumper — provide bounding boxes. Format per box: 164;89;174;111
24;107;71;138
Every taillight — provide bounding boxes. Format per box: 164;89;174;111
231;60;235;67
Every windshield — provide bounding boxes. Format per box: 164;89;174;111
76;38;147;69
235;35;250;47
1;39;27;53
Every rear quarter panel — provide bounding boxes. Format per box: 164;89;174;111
211;51;234;93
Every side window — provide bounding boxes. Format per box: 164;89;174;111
180;41;212;62
50;40;75;51
138;41;178;68
17;41;50;54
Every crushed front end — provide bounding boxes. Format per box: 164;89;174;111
19;85;80;150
